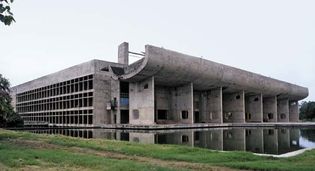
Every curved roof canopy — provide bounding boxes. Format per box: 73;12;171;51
110;45;308;101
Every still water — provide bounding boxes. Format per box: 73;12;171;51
26;127;315;155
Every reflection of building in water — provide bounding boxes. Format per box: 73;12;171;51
28;128;303;154
194;130;223;150
223;129;246;151
246;128;264;153
11;42;308;127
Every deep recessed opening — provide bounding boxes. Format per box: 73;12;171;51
157;110;167;120
181;111;189;119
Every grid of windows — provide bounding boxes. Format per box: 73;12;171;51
16;75;94;125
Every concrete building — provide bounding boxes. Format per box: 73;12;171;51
10;42;308;127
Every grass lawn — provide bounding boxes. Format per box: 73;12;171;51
0;129;314;171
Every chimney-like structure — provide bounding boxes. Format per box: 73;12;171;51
118;42;129;65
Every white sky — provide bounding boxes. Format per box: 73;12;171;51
0;0;314;101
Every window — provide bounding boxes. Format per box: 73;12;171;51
143;83;148;89
236;95;241;99
268;113;273;119
181;111;188;119
254;97;259;101
157;110;167;120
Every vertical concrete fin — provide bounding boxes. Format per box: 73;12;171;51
289;101;299;122
118;42;129;65
277;98;289;122
223;90;245;123
263;96;277;122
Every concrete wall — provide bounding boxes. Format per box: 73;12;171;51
93;72;112;125
155;86;171;123
289;101;299;122
277;99;289;122
199;88;223;123
170;83;194;124
129;76;155;125
245;94;263;122
263;96;277;122
223;91;245;123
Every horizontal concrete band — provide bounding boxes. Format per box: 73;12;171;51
114;45;308;101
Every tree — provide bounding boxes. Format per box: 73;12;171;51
299;101;315;121
0;0;15;25
0;74;23;127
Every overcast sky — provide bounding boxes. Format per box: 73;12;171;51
0;0;314;101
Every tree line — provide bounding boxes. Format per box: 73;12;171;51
0;74;23;127
300;101;315;121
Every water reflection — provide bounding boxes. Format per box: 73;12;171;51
27;127;315;155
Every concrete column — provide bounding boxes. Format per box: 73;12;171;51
118;42;129;65
263;96;277;122
223;90;245;123
129;76;155;125
289;101;299;122
200;87;223;123
245;93;263;122
170;83;194;124
277;98;289;122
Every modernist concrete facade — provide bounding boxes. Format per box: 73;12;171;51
10;42;308;127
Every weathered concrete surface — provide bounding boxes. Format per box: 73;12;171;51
245;94;263;122
263;96;277;122
170;83;194;124
199;88;223;123
277;99;289;122
223;91;245;123
129;76;155;125
118;42;129;65
289;101;299;122
117;45;308;101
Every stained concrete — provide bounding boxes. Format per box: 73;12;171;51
245;93;263;122
129;76;155;125
223;91;245;123
289;101;299;122
263;96;277;122
199;88;223;123
170;83;194;124
277;99;289;122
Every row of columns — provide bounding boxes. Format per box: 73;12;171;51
128;78;299;125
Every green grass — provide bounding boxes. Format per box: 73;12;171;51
1;129;315;171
